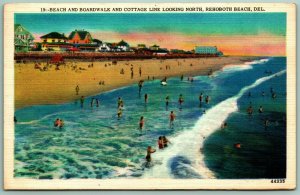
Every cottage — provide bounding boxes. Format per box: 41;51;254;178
14;24;34;52
149;44;160;51
137;44;146;49
99;42;112;52
117;40;130;52
68;29;93;44
40;32;71;51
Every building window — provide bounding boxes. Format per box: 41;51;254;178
52;39;55;43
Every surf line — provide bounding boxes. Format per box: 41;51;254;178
142;69;286;179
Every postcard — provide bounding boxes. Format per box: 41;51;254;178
3;3;296;190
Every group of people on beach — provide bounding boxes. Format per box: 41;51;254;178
34;61;90;73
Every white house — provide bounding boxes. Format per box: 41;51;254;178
116;40;130;52
99;42;112;52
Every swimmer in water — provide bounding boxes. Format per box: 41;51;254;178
117;108;122;119
165;95;170;107
258;106;263;113
80;96;84;108
54;118;60;127
145;146;156;163
158;136;164;149
169;111;176;129
162;136;171;147
139;116;144;130
178;94;184;108
247;106;253;116
144;93;148;104
205;96;210;104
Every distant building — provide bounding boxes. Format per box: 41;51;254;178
170;49;185;54
40;32;71;51
99;42;112;52
41;32;68;43
116;40;130;51
149;44;160;51
68;29;93;44
68;30;98;51
194;46;219;55
14;24;34;52
152;49;169;56
92;39;102;46
137;44;146;49
217;51;224;56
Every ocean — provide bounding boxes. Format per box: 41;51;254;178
14;57;286;179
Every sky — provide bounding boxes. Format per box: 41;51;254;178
15;13;286;56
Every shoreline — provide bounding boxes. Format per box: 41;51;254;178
15;56;259;110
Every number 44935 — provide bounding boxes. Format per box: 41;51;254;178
271;179;285;183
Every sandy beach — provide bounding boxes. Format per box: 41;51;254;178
15;56;257;109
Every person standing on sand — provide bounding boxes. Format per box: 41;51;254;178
75;85;79;95
145;146;156;163
139;67;142;77
169;111;176;129
80;96;85;108
130;65;134;79
139;116;145;130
